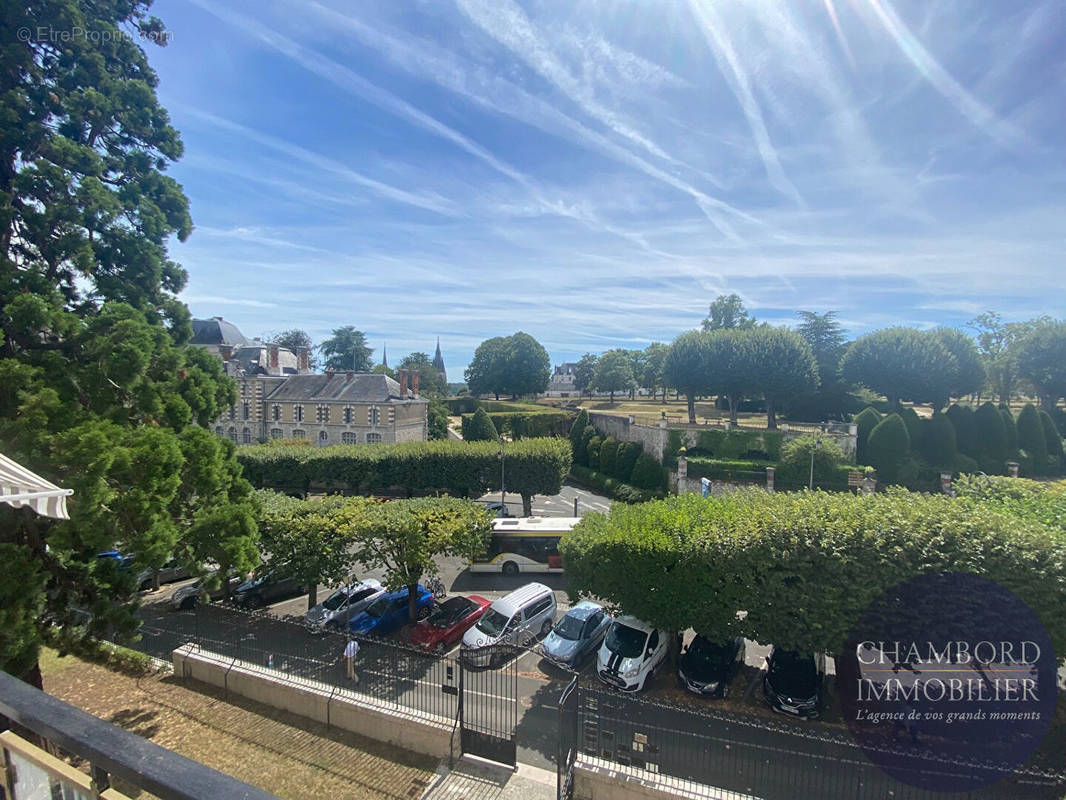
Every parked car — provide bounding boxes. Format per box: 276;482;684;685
136;558;193;591
678;635;745;698
596;616;670;692
461;583;556;666
348;585;434;637
763;648;824;719
540;600;611;669
305;579;384;631
233;570;305;609
169;572;246;610
484;501;513;518
410;594;491;653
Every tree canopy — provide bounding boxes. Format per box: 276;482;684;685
0;0;255;684
592;349;636;403
663;331;712;423
320;326;373;372
841;327;958;409
702;293;756;331
261;329;317;370
465;333;550;399
1015;319;1066;412
745;327;818;429
573;353;598;396
397;351;448;396
560;491;1066;659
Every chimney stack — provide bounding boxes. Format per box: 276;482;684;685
345;370;354;383
411;370;420;396
295;346;310;372
398;369;408;398
268;345;279;369
219;345;234;361
326;369;335;380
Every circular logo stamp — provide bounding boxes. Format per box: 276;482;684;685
836;573;1056;792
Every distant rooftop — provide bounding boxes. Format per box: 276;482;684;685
190;317;250;347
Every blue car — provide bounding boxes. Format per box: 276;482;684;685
540;600;611;669
349;585;434;636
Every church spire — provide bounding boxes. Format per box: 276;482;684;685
432;337;446;383
382;342;388;369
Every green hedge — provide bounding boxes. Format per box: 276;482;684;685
686;457;768;483
560;490;1066;657
630;452;667;492
237;438;571;499
460;410;573;439
569;465;662;503
686;457;857;490
689;428;784;461
462;407;499;441
447;397;558;415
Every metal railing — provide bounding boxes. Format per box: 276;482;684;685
190;602;460;722
0;670;278;800
565;680;1066;800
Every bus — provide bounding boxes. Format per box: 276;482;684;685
469;517;580;575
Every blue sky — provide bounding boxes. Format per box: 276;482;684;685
149;0;1066;377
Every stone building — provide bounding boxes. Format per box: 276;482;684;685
192;318;428;445
546;362;579;397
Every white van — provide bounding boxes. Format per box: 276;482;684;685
462;582;557;666
596;616;670;692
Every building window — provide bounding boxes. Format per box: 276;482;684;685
228;405;236;420
316;405;329;423
242;402;250;420
214;426;223;435
344;406;353;424
241;382;248;396
366;433;382;444
270;428;283;439
319;430;328;445
292;429;306;439
342;432;358;444
294;405;304;423
369;407;380;426
227;427;237;442
272;404;281;421
242;428;251;444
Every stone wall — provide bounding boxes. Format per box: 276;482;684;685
587;413;668;461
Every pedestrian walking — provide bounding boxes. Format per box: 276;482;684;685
344;638;360;684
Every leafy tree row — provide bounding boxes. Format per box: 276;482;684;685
258;492;492;617
237;438;572;516
559;491;1066;660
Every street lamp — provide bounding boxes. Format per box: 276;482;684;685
498;435;506;509
808;432;823;491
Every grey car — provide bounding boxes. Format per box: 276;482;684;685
540;601;611;669
305;579;384;631
136;558;193;591
169;572;245;610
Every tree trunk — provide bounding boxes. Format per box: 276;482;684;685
307;583;318;610
609;390;614;403
1041;394;1055;413
766;398;777;430
661;387;667;404
521;493;533;517
686;393;696;424
494;392;500;401
728;395;739;425
408;582;419;621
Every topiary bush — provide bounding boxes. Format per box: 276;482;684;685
579;426;596;467
897;406;923;450
1000;407;1018;452
599;437;619;476
781;434;844;473
1017;404;1048;474
974;401;1008;463
463;406;499;441
853;407;882;464
1039;410;1063;468
919;413;957;469
586;436;603;468
630;452;668;492
615;441;642;482
945;404;978;457
866;413;911;483
953;453;979;475
569;409;590;459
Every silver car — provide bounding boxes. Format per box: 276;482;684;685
137;558;193;591
169;572;245;610
540;601;611;669
461;582;556;666
305;580;384;631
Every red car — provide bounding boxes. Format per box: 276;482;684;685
410;594;491;653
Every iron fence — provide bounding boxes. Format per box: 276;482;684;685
567;681;1066;800
189;601;460;722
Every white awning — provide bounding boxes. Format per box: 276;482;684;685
0;452;72;520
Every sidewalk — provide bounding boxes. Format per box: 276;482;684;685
422;756;556;800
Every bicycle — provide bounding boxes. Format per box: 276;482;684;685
426;576;447;600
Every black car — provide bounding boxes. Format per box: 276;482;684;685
678;635;744;698
763;648;823;719
233;570;305;608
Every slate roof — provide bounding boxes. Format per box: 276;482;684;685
233;345;300;375
264;373;423;403
190;318;249;347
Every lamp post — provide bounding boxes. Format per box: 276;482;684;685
808;433;823;491
498;435;506;509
